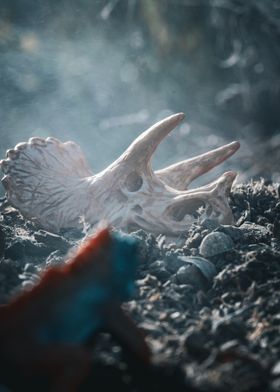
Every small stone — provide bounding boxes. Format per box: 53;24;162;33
164;255;185;273
148;292;161;302
176;264;206;289
199;232;234;257
272;361;280;375
184;329;211;360
170;311;180;319
151;268;170;283
178;256;217;282
239;222;270;243
138;321;161;336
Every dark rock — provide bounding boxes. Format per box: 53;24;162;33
178;255;217;282
184;329;211;360
151;268;170;283
199;231;234;257
164;255;185;274
176;264;207;290
239;222;271;243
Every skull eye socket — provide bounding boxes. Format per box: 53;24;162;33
125;171;143;192
170;199;205;221
132;204;143;214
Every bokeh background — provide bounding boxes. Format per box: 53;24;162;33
0;0;280;196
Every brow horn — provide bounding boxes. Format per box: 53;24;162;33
156;141;240;190
117;113;185;169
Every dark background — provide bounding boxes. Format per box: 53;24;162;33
0;0;280;195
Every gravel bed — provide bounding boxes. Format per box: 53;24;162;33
0;180;279;391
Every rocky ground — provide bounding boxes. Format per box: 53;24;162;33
0;180;280;392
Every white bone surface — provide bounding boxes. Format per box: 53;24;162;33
0;113;240;235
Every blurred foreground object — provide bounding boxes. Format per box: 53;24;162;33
0;113;240;236
0;227;150;391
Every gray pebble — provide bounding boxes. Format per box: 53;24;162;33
178;256;217;281
164;255;185;273
199;232;234;257
176;264;205;288
239;222;270;242
151;268;170;282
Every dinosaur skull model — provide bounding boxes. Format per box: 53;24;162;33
0;113;240;235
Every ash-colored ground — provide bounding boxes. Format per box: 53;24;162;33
0;180;279;391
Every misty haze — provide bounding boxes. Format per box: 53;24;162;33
1;3;280;392
1;0;279;199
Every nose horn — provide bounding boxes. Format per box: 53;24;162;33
119;113;185;169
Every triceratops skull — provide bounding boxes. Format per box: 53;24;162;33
0;113;240;236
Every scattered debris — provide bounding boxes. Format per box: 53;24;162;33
0;180;279;391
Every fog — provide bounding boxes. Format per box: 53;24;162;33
1;0;280;196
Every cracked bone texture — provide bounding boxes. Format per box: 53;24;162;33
0;113;240;235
